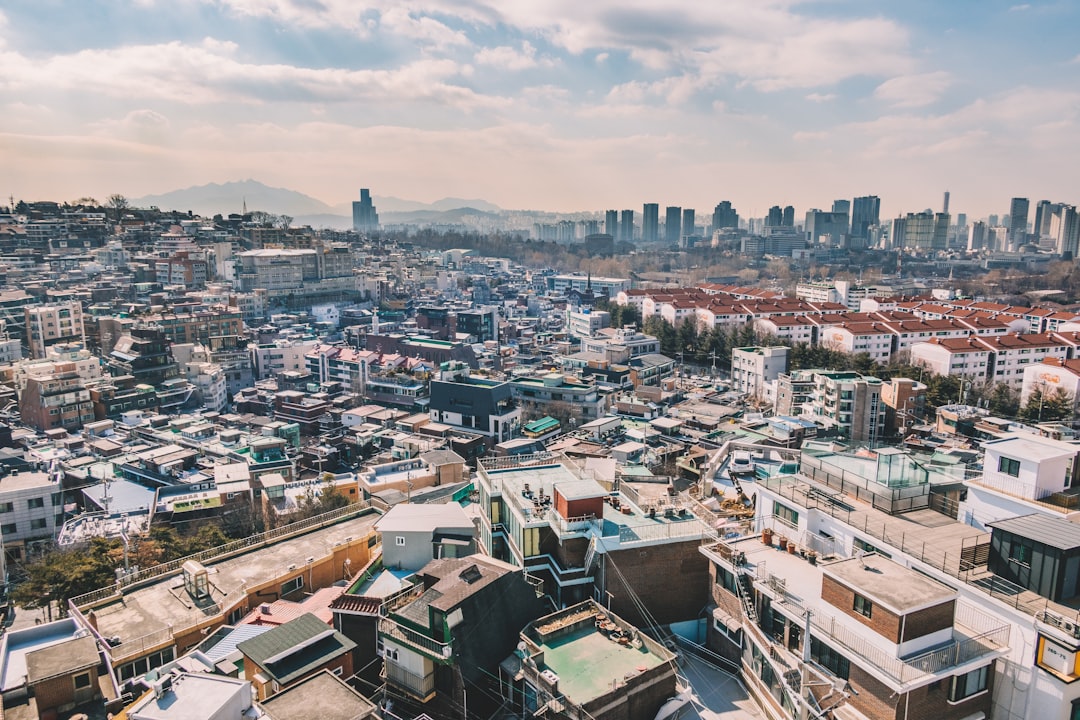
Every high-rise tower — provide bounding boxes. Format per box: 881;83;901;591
352;189;379;233
1008;197;1029;250
642;204;659;243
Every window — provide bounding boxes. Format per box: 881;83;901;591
27;497;44;509
30;519;46;530
715;566;738;594
73;672;92;690
281;576;304;595
1009;541;1031;565
853;594;873;619
810;637;850;679
998;456;1021;477
0;502;12;513
773;501;799;527
395;536;406;546
332;666;344;676
1;523;15;535
52;494;62;506
949;665;989;702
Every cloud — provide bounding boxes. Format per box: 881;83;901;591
379;8;471;50
474;41;556;71
805;93;836;103
874;71;952;108
0;37;497;109
1009;4;1031;10
194;0;914;94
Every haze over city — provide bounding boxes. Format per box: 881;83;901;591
3;0;1079;217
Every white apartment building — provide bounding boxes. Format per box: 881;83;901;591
1021;357;1080;410
0;471;64;561
753;316;816;345
579;327;660;363
821;323;895;364
252;339;320;379
958;432;1080;530
731;346;789;402
911;333;1072;386
565;309;610;339
25;302;84;359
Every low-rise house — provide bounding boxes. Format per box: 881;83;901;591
237;612;357;700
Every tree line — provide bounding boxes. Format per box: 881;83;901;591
623;312;1076;422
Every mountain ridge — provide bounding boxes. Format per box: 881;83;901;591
132;179;501;217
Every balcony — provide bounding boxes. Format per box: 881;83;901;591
379;617;453;663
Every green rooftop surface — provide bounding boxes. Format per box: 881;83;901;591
538;626;666;704
523;416;560;434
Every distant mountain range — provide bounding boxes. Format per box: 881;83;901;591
131;179;501;223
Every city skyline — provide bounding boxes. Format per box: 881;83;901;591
2;1;1079;218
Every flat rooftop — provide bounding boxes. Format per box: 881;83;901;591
86;511;380;649
825;554;956;613
536;624;668;705
0;619;85;693
260;669;376;720
123;673;250;720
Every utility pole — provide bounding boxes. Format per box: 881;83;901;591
799;610;813;720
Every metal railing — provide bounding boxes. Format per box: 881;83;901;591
379;618;453;661
70;500;373;609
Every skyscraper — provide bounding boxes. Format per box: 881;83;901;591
1050;205;1079;258
1008;197;1029;250
766;206;783;227
352;188;379;233
967;221;986;252
664;206;682;244
1033;200;1052;238
620;209;635;243
782;206;795;227
642;204;659;243
682;209;695;238
851;196;881;241
711;201;739;232
942;191;950;215
605;210;619;238
901;211;949;251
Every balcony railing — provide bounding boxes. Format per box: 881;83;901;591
379;618;453;662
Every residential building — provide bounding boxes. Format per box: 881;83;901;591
580;327;660;364
809;370;884;444
1021;357;1080;412
545;274;630;296
508;600;677;720
566;309;610;338
731;346;789;402
70;508;378;684
0;471;63;561
958;433;1080;530
238;612;356;700
255;339;320;380
260;670;377;720
475;454;712;625
711;201;739;232
911;333;1071;386
122;673;255;720
881;377;928;435
851;195;881;241
511;372;606;423
428;365;519;444
374;502;477;571
619;209;634;243
901;210;950;251
19;363;95;433
26;301;84;359
378;555;545;705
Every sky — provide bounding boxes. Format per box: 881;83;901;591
1;0;1078;219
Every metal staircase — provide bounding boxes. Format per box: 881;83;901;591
735;571;757;624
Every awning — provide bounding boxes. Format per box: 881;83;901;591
653;691;693;720
712;606;743;632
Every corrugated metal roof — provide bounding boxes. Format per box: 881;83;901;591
988;513;1080;550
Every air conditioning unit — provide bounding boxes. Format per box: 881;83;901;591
1063;620;1076;635
306;556;315;564
384;647;398;661
287;564;297;571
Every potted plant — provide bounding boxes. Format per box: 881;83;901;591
762;528;774;546
776;535;787;550
807;550;818;565
787;541;797;554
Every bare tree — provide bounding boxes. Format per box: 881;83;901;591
107;193;129;220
